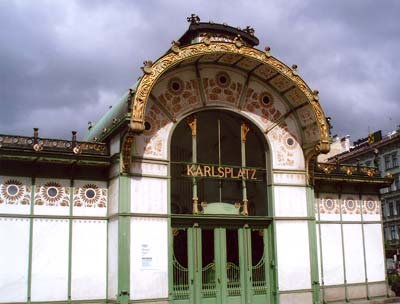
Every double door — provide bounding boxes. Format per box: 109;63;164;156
172;225;271;304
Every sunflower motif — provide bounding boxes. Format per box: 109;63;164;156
365;199;376;212
344;198;357;213
323;198;335;212
40;182;64;206
1;179;24;203
79;184;101;207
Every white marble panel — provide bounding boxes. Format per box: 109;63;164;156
318;194;340;221
276;221;311;290
131;177;167;214
71;220;107;300
362;195;381;221
279;292;312;304
130;217;168;300
343;224;365;284
266;123;305;171
320;224;344;285
108;219;118;299
274;186;307;217
34;178;70;216
31;219;69;301
0;176;31;214
341;197;362;222
73;180;107;217
131;162;168;177
108;178;119;216
0;218;29;302
364;224;385;282
110;133;121;156
273;172;306;185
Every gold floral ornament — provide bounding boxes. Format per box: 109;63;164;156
130;41;330;153
35;181;69;207
0;179;30;205
74;184;106;208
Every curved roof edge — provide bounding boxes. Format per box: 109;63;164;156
84;81;139;142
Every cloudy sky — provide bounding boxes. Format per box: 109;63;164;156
1;0;399;142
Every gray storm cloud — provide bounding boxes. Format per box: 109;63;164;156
0;0;399;141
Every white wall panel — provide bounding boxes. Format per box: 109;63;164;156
108;219;118;299
320;224;344;285
276;221;311;290
364;224;385;282
343;224;365;284
318;194;340;221
31;219;69;301
131;177;167;214
131;162;168;176
108;178;119;216
130;217;168;300
71;220;107;300
73;181;107;217
274;186;307;217
0;218;29;302
34;178;70;216
110;133;121;156
0;176;31;215
273;172;306;185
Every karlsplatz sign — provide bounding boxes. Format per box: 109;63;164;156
186;164;257;180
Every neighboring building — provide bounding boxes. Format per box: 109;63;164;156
0;16;394;304
329;128;400;256
318;134;350;162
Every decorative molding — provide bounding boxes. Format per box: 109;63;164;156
121;131;135;173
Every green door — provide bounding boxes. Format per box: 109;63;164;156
171;225;270;304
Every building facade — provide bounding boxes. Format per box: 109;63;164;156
0;16;393;304
329;129;400;257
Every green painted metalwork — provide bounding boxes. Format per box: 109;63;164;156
117;174;131;304
26;177;35;303
68;180;74;302
338;194;349;301
306;187;320;304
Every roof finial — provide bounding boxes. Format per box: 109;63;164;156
187;14;200;25
244;26;255;36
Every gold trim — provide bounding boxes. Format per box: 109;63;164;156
121;131;135;173
130;41;330;153
186;115;197;136
241;123;250;143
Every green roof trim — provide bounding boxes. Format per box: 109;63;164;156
84;81;140;142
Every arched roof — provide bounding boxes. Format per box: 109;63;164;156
129;41;330;154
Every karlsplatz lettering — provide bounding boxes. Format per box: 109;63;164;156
186;164;257;180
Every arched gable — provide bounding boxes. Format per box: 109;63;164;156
129;41;330;156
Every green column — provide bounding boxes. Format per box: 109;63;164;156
187;116;198;214
306;186;320;304
118;174;131;304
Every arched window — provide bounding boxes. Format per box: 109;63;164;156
170;110;268;216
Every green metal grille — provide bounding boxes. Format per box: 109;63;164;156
172;255;189;299
202;262;216;298
252;257;267;295
226;262;241;296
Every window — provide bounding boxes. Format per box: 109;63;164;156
389;202;394;217
393;153;398;168
391;225;397;240
394;175;400;191
396;201;400;216
385;155;391;170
